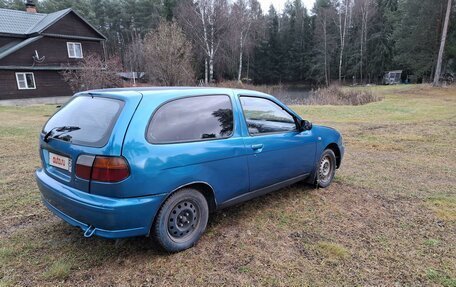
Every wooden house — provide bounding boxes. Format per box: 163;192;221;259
0;1;106;100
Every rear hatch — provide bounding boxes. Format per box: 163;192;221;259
39;91;142;194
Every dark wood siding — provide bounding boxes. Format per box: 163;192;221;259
0;36;23;48
0;70;73;100
44;12;102;39
0;37;103;66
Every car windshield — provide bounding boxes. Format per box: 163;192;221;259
43;96;124;147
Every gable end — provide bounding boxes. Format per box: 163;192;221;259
42;11;105;40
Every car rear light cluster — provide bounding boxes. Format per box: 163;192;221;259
76;155;130;182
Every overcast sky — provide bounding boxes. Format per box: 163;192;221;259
257;0;316;13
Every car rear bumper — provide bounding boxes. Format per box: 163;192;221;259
35;168;166;239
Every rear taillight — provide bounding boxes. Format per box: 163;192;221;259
76;155;129;182
75;155;95;180
92;156;130;182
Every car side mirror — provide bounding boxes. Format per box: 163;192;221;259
299;119;312;131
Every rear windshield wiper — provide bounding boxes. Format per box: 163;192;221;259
44;126;80;143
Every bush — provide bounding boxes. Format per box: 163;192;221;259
143;21;195;86
308;85;381;105
61;54;122;92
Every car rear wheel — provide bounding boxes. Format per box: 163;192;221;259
153;188;209;252
316;149;336;188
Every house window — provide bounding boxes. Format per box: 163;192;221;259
15;72;36;90
67;42;83;58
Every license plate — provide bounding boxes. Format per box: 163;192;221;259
49;152;71;172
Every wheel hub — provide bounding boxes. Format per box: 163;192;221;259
168;201;198;239
319;156;332;181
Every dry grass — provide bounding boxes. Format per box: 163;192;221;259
0;84;455;286
308;85;381;105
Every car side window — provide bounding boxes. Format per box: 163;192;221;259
240;96;297;135
147;95;233;143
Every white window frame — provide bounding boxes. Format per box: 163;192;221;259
15;72;36;90
67;42;83;59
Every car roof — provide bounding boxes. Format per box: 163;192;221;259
82;87;270;98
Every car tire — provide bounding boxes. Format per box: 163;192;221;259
315;149;337;188
153;188;209;252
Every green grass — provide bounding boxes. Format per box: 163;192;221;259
315;242;350;259
427;196;456;221
43;259;73;280
424;239;440;247
427;269;456;287
0;84;455;286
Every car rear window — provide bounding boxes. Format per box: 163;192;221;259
147;95;233;143
43;96;124;147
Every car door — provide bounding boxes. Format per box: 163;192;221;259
239;95;316;192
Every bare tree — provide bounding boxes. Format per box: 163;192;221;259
358;0;372;83
61;54;122;92
337;0;350;83
143;21;195;86
232;0;253;82
124;32;146;76
323;14;329;86
315;7;331;86
176;0;229;84
433;0;453;86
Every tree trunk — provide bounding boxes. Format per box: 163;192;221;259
324;15;328;86
360;26;363;84
205;58;209;84
209;55;214;83
238;34;244;82
433;0;452;86
338;0;348;83
360;0;368;84
364;3;369;83
199;5;211;84
209;13;215;82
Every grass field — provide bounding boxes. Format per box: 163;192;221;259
0;84;455;286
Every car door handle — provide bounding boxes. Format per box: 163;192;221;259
251;144;264;150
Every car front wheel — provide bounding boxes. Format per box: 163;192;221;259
153;188;209;252
316;149;336;188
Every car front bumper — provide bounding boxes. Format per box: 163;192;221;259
35;168;166;239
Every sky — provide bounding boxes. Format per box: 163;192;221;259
257;0;316;13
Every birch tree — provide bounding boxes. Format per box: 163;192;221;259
433;0;453;85
232;0;253;82
176;0;229;84
358;0;372;83
313;0;337;86
337;0;350;83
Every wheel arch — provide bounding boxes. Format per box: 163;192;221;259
165;181;217;213
325;143;341;168
148;181;217;237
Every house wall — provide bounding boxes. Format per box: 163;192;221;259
0;36;23;48
0;37;103;67
0;70;73;100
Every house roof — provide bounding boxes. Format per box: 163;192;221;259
0;8;105;39
0;36;42;60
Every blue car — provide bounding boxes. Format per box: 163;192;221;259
35;87;344;252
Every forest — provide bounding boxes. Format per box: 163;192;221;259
1;0;456;86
